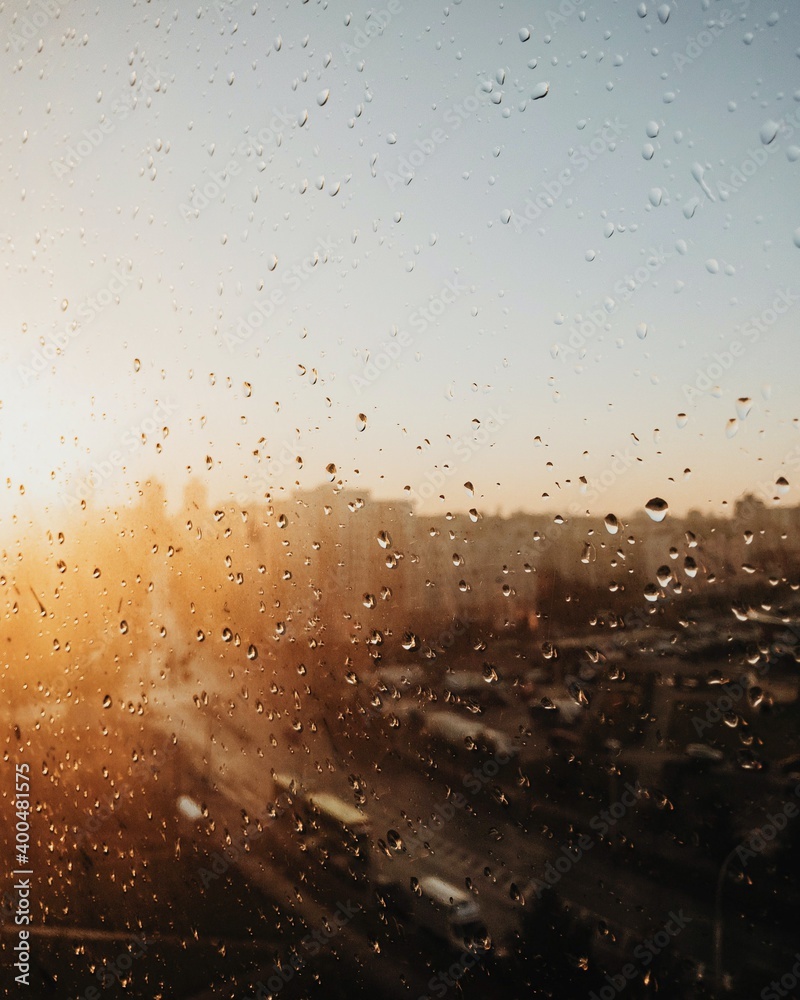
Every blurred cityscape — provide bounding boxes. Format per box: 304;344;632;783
2;483;800;998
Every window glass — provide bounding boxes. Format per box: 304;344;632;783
2;2;799;997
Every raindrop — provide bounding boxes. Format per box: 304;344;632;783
604;513;619;534
317;89;330;106
726;418;739;439
636;322;648;340
760;119;780;145
657;4;670;23
531;81;549;100
519;26;531;42
645;497;668;521
676;413;688;428
356;413;367;431
119;620;128;634
102;694;112;709
247;644;258;660
735;397;752;420
644;583;661;602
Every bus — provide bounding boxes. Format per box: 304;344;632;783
272;775;372;873
380;874;490;953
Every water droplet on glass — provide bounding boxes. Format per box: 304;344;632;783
356;413;367;431
317;89;330;106
726;418;739;438
636;322;648;340
676;412;688;428
103;694;112;709
657;4;670;23
645;497;668;521
644;583;661;602
604;513;619;534
735;397;752;420
531;81;549;100
760;119;780;145
519;26;531;42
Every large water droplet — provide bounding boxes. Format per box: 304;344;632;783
760;119;780;145
645;497;668;521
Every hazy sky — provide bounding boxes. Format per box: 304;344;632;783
1;0;799;521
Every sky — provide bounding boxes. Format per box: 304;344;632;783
1;0;799;522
